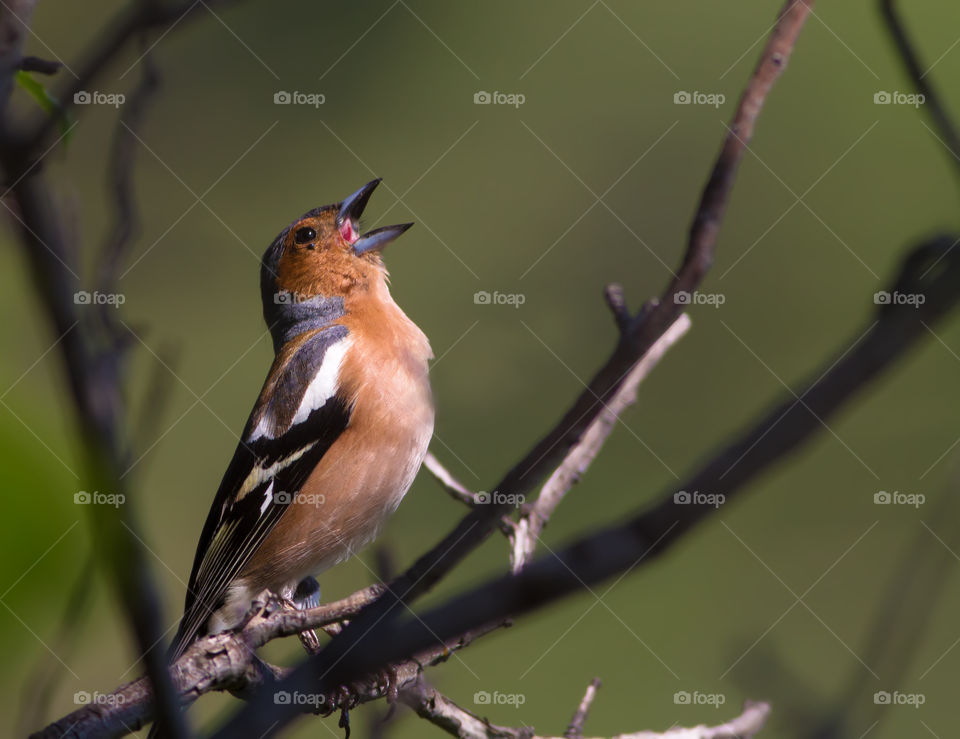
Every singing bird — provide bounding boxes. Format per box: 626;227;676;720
167;179;434;662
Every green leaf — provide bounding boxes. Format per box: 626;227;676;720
15;70;73;144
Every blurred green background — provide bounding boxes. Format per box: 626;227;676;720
3;1;959;736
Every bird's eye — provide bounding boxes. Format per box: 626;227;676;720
294;226;317;245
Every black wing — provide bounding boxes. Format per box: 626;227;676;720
169;326;351;660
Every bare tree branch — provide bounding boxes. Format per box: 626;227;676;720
400;681;771;739
0;9;196;738
32;604;510;739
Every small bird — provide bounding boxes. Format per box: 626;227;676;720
167;179;434;662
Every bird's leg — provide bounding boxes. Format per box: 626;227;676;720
280;576;324;655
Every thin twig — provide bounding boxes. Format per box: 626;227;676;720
564;678;601;739
18;56;61;75
509;313;691;573
424;451;477;506
98;38;159;293
0;0;39;115
603;283;631;333
879;0;960;176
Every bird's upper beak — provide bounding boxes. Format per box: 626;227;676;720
337;179;413;255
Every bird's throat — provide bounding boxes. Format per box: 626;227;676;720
265;293;346;353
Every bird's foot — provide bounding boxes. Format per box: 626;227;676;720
378;664;400;704
279;576;324;655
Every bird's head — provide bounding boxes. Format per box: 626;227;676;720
260;178;412;310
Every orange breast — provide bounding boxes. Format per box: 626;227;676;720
239;283;433;594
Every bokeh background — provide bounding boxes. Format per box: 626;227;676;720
3;1;959;737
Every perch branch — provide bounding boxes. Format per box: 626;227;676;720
32;604;509;739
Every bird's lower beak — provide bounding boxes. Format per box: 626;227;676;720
337;179;414;255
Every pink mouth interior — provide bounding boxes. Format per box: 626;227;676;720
339;219;359;244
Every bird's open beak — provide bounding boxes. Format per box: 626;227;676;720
337;179;414;255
